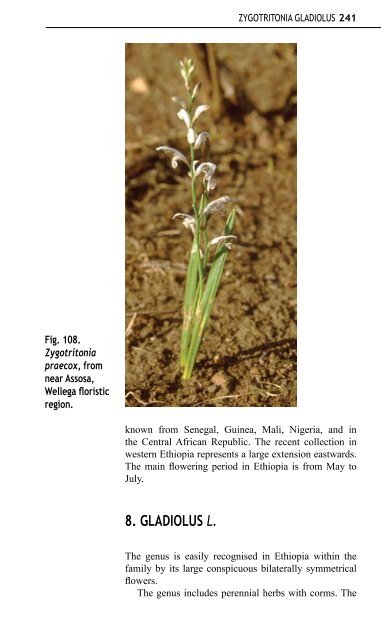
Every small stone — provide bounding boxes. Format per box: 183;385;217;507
211;372;236;391
245;110;267;134
257;130;273;150
211;372;225;387
129;76;149;94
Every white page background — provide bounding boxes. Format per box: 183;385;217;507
1;3;380;639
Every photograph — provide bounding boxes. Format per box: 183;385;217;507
125;43;297;407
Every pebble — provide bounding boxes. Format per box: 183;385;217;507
129;76;149;94
211;372;236;391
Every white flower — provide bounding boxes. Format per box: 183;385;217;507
208;234;237;250
173;213;196;235
195;162;217;190
187;128;196;144
171;96;186;108
203;196;233;217
194;131;210;149
195;162;216;181
156;146;189;169
177;108;191;128
193;105;209;122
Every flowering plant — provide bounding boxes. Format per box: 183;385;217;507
157;58;238;379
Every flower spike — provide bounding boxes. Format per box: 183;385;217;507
155;57;239;379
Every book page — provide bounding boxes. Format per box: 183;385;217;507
1;3;380;638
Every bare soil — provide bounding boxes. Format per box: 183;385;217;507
125;43;297;407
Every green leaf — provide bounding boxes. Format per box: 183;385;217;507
180;239;200;369
183;209;236;378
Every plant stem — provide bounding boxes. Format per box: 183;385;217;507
189;144;204;295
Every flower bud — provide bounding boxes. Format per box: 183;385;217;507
193;105;210;122
187;128;196;144
191;82;201;100
194;131;210;149
177;108;191;128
